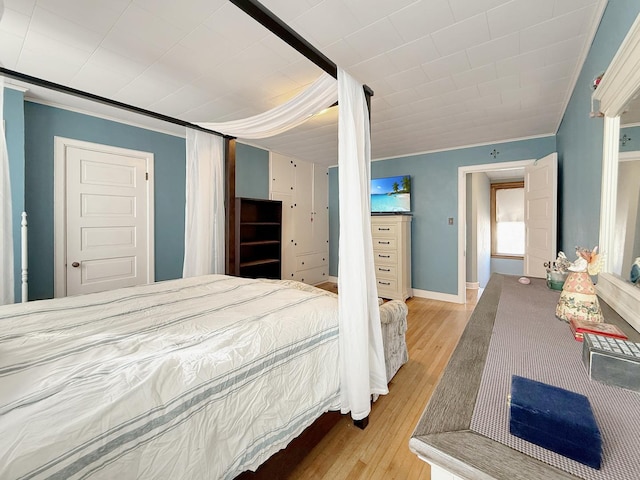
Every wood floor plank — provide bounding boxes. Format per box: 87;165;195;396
285;286;477;480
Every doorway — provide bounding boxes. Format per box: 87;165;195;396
457;154;557;303
54;137;155;297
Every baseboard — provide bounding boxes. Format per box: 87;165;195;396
412;288;463;304
328;275;339;283
466;282;480;289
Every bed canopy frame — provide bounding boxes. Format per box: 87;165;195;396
0;0;373;280
1;0;384;432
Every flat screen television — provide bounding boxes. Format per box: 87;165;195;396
371;175;411;213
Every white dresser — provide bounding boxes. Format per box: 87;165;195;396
371;215;412;301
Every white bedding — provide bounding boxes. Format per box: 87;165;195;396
0;275;340;480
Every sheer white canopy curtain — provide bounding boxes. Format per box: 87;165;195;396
185;69;386;420
183;129;225;277
1;77;15;305
337;68;388;420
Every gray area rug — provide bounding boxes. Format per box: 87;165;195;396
470;276;640;480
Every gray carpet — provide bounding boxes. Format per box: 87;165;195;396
470;276;640;479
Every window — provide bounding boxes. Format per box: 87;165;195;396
491;182;524;258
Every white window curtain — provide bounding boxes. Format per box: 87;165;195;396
183;128;225;277
1;77;15;305
197;73;337;139
337;67;388;420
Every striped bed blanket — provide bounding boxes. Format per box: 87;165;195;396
0;274;341;480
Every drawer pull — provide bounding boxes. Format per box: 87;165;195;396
378;241;390;245
378;227;390;231
379;281;391;286
378;254;390;258
379;268;391;272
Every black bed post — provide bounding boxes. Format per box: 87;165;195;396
225;138;237;276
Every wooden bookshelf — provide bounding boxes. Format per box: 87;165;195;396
235;198;282;279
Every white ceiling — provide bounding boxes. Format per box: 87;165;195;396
0;0;608;165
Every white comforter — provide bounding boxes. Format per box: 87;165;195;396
0;275;340;480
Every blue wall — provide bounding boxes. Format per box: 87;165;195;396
236;143;269;199
3;88;26;302
620;125;640;152
329;136;556;295
24;102;186;300
557;0;640;253
491;258;523;277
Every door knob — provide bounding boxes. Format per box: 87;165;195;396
71;262;80;268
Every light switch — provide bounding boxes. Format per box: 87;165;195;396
448;217;454;225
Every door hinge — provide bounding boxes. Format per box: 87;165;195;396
146;172;149;180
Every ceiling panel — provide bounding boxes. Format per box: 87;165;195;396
0;0;608;165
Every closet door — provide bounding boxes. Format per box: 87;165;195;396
293;160;314;255
312;165;329;254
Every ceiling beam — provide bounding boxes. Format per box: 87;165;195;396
229;0;373;97
0;67;232;139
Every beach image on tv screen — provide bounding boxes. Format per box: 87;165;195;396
371;175;411;212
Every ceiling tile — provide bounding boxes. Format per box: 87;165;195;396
115;4;186;52
487;0;555;39
29;6;104;53
431;12;491;57
4;0;36;16
71;63;136;97
203;2;269;51
0;31;23;68
86;48;148;80
466;32;520;69
384;88;418;107
447;0;511;22
414;77;457;100
133;0;225;31
386;36;440;72
388;0;455;43
0;7;30;37
520;6;593;52
344;18;405;59
259;0;317;22
341;0;415;27
495;49;547;77
520;61;574;87
322;39;362;68
422;51;470;80
21;29;91;72
349;54;396;83
478;74;520;96
452;63;496;89
385;67;429;92
35;0;129;34
553;0;599;17
292;0;362;48
100;26;165;65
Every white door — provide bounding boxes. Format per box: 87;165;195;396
524;152;557;278
294;160;314;255
63;143;153;295
312;165;329;253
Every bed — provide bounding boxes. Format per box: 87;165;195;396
0;274;409;479
0;274;342;480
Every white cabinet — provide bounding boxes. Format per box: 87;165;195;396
371;215;412;300
270;152;329;285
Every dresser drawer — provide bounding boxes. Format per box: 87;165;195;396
371;223;397;237
296;252;328;271
374;250;397;265
372;237;397;250
374;264;396;279
376;278;397;292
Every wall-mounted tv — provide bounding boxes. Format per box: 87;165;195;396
371;175;411;213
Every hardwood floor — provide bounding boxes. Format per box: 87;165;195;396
286;285;478;479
